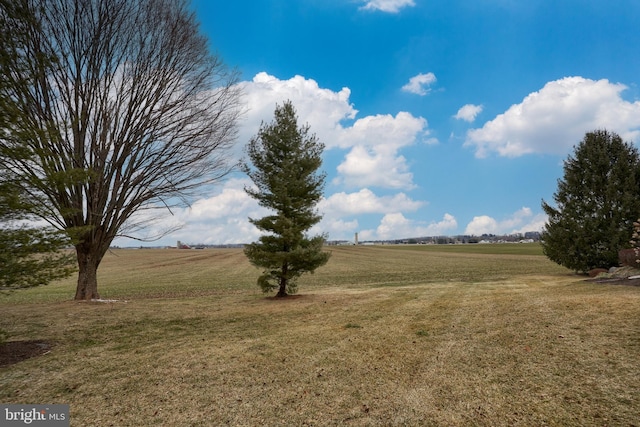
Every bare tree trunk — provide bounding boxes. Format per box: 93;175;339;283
74;245;102;300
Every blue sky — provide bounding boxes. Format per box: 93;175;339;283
118;0;640;246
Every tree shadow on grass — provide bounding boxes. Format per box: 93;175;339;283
264;294;313;301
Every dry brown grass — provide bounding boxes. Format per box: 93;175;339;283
2;245;640;426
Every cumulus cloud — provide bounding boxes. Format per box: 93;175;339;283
114;73;434;246
240;73;429;190
360;0;416;13
188;181;258;220
454;104;483;122
311;188;426;240
336;145;414;189
464;207;547;236
402;72;437;96
465;77;640;158
334;112;428;189
310;189;426;239
464;215;499;236
237;72;356;151
113;178;266;246
510;213;547;236
336;112;427;150
423;213;458;236
319;189;424;216
360;212;457;241
313;218;360;241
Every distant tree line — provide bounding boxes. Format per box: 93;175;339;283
326;232;542;246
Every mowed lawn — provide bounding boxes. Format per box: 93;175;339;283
2;244;640;426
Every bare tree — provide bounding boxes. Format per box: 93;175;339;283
0;0;241;299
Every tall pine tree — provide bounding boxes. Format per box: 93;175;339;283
243;101;330;297
542;130;640;272
0;176;75;291
0;1;74;291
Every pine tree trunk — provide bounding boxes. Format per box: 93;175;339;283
276;263;288;297
74;245;101;300
276;277;287;297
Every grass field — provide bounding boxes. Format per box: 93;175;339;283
2;244;640;426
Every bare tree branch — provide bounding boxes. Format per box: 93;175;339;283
0;0;242;299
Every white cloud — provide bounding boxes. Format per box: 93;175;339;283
314;218;360;241
319;189;424;216
360;0;416;13
334;112;428;189
113;178;266;246
336;112;427;150
465;77;640;158
454;104;483;122
373;213;413;240
511;213;547;236
464;207;547;236
402;72;437;96
311;189;426;240
464;215;499;236
237;72;357;152
113;73;434;245
360;213;458;241
188;180;258;220
240;73;429;190
336;145;415;189
113;178;433;247
423;213;458;236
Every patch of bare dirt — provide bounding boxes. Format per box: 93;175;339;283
590;277;640;287
587;266;640;287
0;340;52;368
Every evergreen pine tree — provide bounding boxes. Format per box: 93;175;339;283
542;130;640;272
0;177;75;290
243;101;330;297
